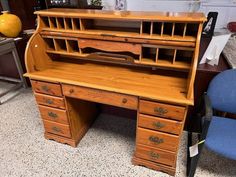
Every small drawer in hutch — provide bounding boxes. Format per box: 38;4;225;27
135;144;176;167
38;105;69;124
138;114;182;135
43;120;71;138
136;127;179;152
35;93;65;109
139;100;186;121
31;80;62;96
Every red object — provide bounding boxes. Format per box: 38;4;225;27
227;22;236;32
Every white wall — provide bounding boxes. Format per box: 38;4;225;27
97;0;236;29
200;1;236;29
101;0;199;12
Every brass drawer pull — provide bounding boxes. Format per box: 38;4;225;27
153;121;165;129
149;136;164;144
48;112;58;118
149;151;159;159
122;98;128;104
41;85;50;92
52;126;62;133
45;99;53;104
154;107;168;115
69;89;74;94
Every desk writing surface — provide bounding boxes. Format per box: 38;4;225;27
25;61;192;105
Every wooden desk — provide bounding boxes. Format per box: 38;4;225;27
24;9;206;175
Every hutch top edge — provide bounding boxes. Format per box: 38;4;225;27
35;8;207;22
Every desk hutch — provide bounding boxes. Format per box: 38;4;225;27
24;9;206;175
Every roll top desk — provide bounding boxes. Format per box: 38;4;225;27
24;9;206;175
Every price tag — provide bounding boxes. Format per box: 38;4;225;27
189;140;205;157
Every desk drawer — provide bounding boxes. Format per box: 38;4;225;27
135;144;176;167
38;105;69;124
35;93;65;109
139;100;186;121
62;84;138;110
137;127;179;152
138;114;182;135
31;80;62;96
43;120;71;138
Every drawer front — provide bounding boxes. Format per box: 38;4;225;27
135;144;176;167
62;84;138;110
35;93;65;109
43;120;71;138
139;100;186;121
137;127;179;152
138;114;182;135
38;105;69;124
31;80;62;96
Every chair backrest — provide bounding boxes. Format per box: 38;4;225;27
207;69;236;114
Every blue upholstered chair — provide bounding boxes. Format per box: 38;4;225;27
187;69;236;177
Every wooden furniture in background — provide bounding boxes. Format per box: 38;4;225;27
0;35;31;85
7;0;37;30
24;9;206;175
0;38;27;104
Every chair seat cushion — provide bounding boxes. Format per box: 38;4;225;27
205;116;236;160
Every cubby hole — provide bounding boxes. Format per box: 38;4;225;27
152;22;162;35
158;48;175;63
142;22;151;34
54;39;67;52
186;23;199;37
72;18;81;30
81;19;140;33
141;47;157;63
56;18;65;29
81;47;140;60
41;17;50;28
174;23;185;36
175;50;194;63
44;38;55;50
163;23;173;36
49;17;57;28
67;40;80;53
64;18;73;30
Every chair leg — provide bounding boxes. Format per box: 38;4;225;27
187;131;192;176
187;133;205;177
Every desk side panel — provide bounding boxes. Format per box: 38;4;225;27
24;32;52;73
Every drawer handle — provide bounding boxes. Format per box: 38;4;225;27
154;107;168;115
48;112;58;118
149;136;164;144
149;151;159;159
153;122;165;129
122;98;128;104
69;89;74;94
41;85;50;92
46;99;53;104
52;126;62;133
